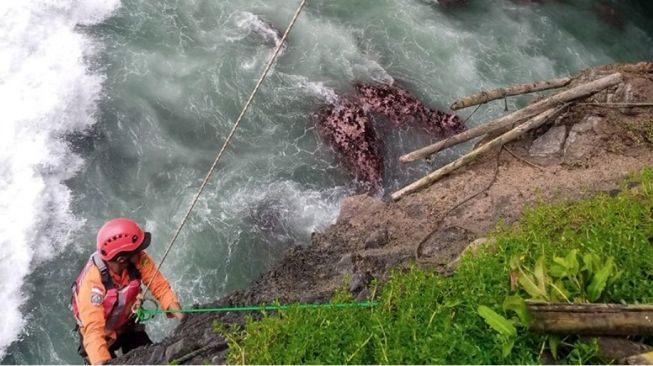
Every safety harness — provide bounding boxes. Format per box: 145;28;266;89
71;252;142;332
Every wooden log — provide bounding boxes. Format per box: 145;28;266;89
528;303;653;336
450;76;572;110
400;72;623;163
579;102;653;107
472;129;505;150
391;108;561;201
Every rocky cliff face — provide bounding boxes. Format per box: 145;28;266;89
112;62;653;365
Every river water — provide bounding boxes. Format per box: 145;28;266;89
1;0;651;363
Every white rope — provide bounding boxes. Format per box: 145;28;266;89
142;0;308;298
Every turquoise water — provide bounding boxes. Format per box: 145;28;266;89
1;0;651;363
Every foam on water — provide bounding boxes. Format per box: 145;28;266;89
0;0;119;358
284;74;340;104
227;11;284;48
224;179;347;241
284;60;394;106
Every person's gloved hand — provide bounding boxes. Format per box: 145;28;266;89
167;302;184;320
131;293;145;315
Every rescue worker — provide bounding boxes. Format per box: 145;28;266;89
71;218;183;364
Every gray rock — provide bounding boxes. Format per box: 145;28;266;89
563;130;581;160
384;254;408;271
563;118;600;162
449;237;497;267
364;228;388;249
572;118;595;134
336;254;354;274
146;345;166;364
202;328;217;346
624;82;635;103
212;354;226;365
529;125;567;158
165;339;197;362
355;288;371;301
211;348;230;365
588;116;607;134
349;272;371;293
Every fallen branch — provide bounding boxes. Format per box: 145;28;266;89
400;72;623;163
503;146;543;171
450;76;571;110
415;148;502;265
528;303;653;336
578;102;653;107
392;107;562;201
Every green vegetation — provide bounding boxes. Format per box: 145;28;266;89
217;168;653;364
625;118;653;144
477;249;623;361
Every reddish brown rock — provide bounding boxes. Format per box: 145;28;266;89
355;83;464;136
317;97;383;191
317;83;464;191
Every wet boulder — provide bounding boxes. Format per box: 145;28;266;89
316;83;464;191
355;82;464;135
317;98;384;191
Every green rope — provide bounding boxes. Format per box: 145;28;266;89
136;301;378;322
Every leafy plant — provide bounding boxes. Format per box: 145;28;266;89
510;250;622;304
502;295;532;325
477;294;534;357
477;305;517;357
480;249;624;359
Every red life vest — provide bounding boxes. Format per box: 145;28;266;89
71;252;142;332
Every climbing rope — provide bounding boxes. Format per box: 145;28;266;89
140;0;308;300
135;300;378;322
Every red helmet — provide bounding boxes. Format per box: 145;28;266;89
96;218;151;261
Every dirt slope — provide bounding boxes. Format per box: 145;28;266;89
112;62;653;365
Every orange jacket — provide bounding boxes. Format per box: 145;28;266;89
75;251;179;364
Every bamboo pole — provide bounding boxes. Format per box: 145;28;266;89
528;303;653;336
392;108;561;201
450;76;572;110
400;72;623;163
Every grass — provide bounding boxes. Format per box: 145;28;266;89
217;167;653;364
